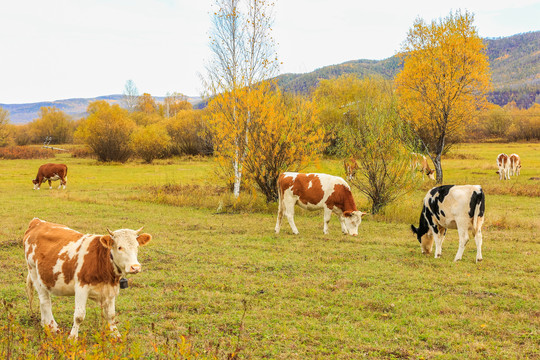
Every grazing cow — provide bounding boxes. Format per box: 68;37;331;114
23;218;152;338
496;153;510;180
411;185;485;263
275;172;366;235
509;153;521;176
343;157;359;181
411;153;435;180
33;163;68;190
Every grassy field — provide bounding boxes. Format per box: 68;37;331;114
0;143;538;359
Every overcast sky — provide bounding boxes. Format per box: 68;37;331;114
0;0;538;104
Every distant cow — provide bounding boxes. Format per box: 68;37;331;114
509;153;521;176
411;153;435;180
496;153;510;180
343;157;359;181
275;172;366;235
411;185;485;262
23;218;152;338
32;163;68;190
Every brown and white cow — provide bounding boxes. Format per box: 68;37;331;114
411;185;485;263
33;163;68;190
509;153;521;176
496;153;510;180
411;152;435;180
343;157;359;181
275;172;366;235
23;218;152;338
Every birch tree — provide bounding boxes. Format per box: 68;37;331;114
204;0;278;198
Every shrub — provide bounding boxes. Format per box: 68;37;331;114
165;109;212;156
0;146;55;160
28;107;76;144
75;101;135;162
131;123;171;163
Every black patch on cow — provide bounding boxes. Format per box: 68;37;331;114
468;188;485;218
440;210;445;217
414;186;456;243
427;185;455;222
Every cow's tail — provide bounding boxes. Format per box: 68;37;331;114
471;187;486;232
26;274;34;314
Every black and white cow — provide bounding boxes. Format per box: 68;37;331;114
411;185;485;262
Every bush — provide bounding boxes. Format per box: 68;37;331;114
0;146;55;159
75;101;135;162
131;123;171;163
165;109;212;156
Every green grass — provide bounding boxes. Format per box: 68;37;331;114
1;143;539;359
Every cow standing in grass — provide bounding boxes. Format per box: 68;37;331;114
509;153;521;176
23;218;152;338
411;185;485;262
275;172;366;236
411;152;435;180
496;153;510;180
343;157;359;181
32;163;68;190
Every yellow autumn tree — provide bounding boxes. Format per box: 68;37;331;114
131;123;171;163
29;107;75;144
136;93;157;114
208;82;324;202
395;10;491;183
75;101;135;162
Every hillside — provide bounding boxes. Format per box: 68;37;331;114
0;95;202;124
276;31;540;107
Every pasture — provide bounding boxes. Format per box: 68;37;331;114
0;143;539;359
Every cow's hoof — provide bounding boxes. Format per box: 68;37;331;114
476;258;483;263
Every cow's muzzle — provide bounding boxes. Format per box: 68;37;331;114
127;264;141;274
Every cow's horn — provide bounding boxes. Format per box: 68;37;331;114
135;226;144;234
107;228;114;236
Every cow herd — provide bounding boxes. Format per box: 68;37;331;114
23;152;519;338
496;153;521;180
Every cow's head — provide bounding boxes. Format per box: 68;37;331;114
32;179;39;189
427;170;436;180
342;211;367;236
410;225;433;254
100;227;152;275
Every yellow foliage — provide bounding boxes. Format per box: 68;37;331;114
75;101;135;162
136;93;157;114
131;123;171;163
207;81;325;201
395;10;491;182
29;107;75;144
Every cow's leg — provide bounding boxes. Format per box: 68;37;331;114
454;226;470;262
473;218;484;263
323;208;332;234
69;286;89;338
48;179;52;189
434;227;446;258
283;201;299;235
275;198;284;234
32;277;58;332
102;297;120;337
62;177;67;189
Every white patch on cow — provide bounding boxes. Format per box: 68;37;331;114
308;181;312;189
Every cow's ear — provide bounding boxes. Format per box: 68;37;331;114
100;235;114;248
137;233;152;246
360;211;367;217
410;225;418;235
